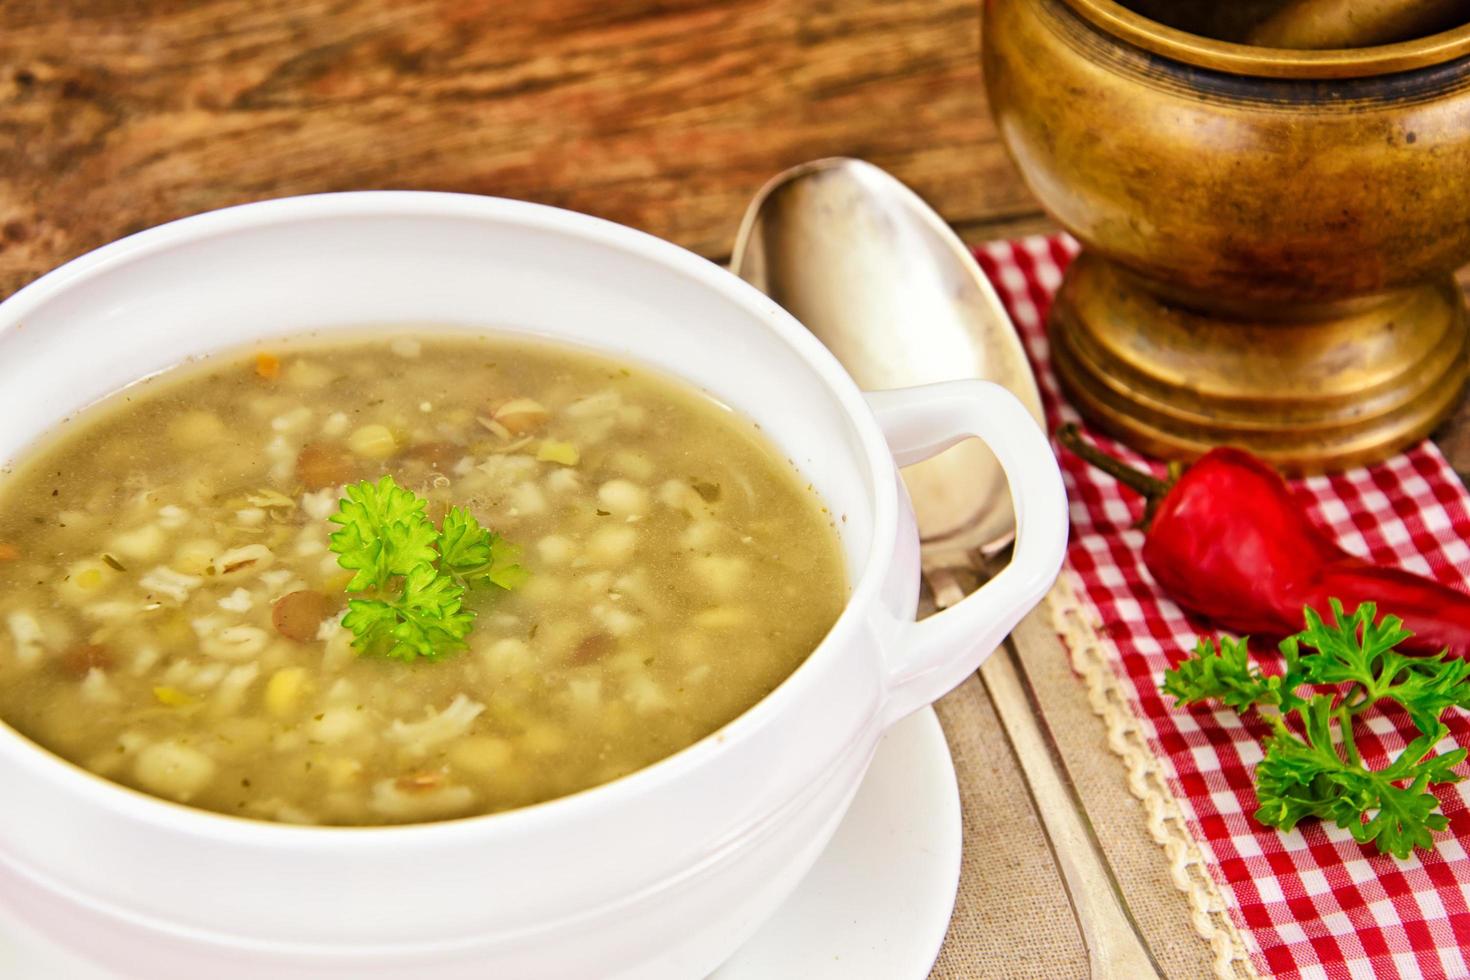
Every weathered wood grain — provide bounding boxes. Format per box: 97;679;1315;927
0;0;1038;298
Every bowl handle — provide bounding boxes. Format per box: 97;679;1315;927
866;381;1069;724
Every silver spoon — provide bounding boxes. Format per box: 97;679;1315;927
731;158;1164;980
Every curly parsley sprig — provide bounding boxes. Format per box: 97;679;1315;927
328;476;525;662
1163;600;1470;859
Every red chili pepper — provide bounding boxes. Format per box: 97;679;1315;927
1057;425;1470;657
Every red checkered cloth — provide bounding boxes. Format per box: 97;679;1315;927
975;235;1470;980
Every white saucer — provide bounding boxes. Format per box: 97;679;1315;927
717;706;961;979
0;708;961;980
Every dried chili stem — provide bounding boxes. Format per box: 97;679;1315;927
1054;424;1171;499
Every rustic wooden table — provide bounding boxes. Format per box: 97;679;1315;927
0;1;1041;287
1;4;1467;977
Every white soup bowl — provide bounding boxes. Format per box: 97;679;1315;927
0;192;1067;979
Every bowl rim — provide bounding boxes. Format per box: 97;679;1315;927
0;190;900;848
1057;0;1470;78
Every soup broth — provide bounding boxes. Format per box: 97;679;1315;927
0;333;847;825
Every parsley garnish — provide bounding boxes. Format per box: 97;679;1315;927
330;477;439;592
328;476;525;661
438;505;530;591
1163;600;1470;859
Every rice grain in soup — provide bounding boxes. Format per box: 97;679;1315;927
0;333;847;825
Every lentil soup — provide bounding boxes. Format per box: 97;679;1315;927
0;333;847;825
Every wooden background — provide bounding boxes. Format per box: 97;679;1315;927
0;0;1049;299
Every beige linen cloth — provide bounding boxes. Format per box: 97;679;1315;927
927;583;1259;979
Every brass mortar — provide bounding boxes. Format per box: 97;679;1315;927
981;0;1470;471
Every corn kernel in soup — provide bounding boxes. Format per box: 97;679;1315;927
0;333;847;825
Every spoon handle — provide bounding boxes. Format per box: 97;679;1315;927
929;569;1164;980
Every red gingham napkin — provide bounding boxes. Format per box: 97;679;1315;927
975;235;1470;980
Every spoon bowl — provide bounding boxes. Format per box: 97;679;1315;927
730;158;1045;565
